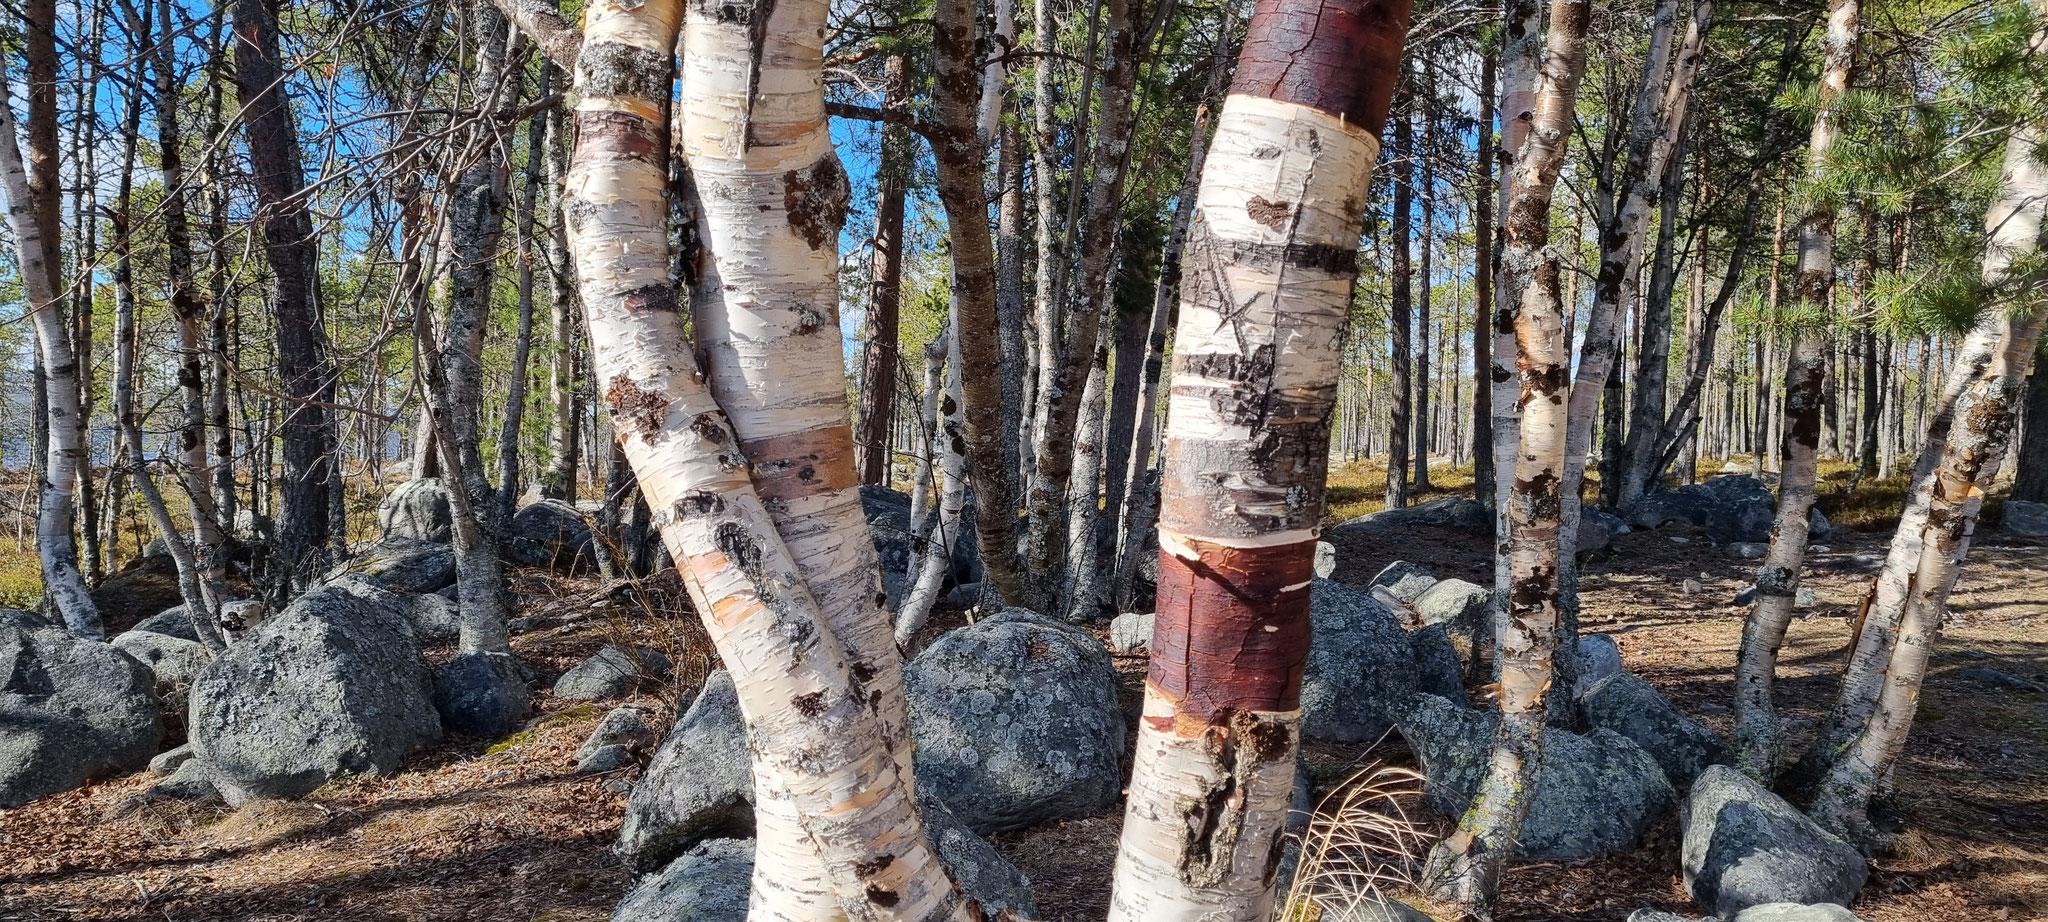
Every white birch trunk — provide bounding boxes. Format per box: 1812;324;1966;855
1107;0;1411;909
1805;117;2048;835
0;63;101;639
565;2;971;917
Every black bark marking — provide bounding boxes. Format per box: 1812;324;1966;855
784;156;850;251
621;284;680;314
713;520;763;572
675;491;725;518
866;885;900;907
792;691;828;717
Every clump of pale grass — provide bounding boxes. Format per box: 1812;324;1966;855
1282;762;1433;921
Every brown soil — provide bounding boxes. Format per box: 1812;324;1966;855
4;522;2044;921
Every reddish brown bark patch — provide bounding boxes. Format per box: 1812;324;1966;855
1231;0;1413;133
1149;535;1316;724
740;427;859;501
573;110;663;165
1246;196;1292;230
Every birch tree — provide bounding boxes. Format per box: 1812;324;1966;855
1733;0;1861;782
1107;0;1411;916
564;0;980;916
1425;1;1592;915
0;57;101;638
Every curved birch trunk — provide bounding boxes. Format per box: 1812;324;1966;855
565;3;972;917
1106;1;1409;916
1426;2;1591;915
1731;0;1859;783
0;63;100;638
1805;117;2048;835
897;334;968;647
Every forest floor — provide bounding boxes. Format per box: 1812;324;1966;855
2;466;2045;922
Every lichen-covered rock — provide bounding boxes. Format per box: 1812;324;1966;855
617;671;752;873
1108;611;1155;654
2003;499;2048;536
0;607;50;629
1367;560;1438;603
149;743;194;776
906;609;1124;834
327;539;457;594
576;706;656;772
1579;507;1628;556
1413;578;1488;632
505;499;596;570
111;629;208;727
1301;579;1417;742
1403;694;1674;860
1581;672;1728;788
189;581;442;805
129;606;198;641
1735;904;1865;922
405;592;462;645
1314;541;1337;578
554;644;672;701
89;555;185;633
612;798;1039;922
1409;623;1468;706
1682;766;1867;918
1806;507;1833;541
0;624;164;806
1572;632;1625;699
610;838;754;922
377;478;454;543
1633;475;1778;544
433;651;531;738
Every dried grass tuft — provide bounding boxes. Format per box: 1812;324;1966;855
1282;762;1435;921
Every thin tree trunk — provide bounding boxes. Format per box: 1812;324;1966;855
1414;67;1435;494
1107;0;1410;915
1063;311;1113;623
1732;0;1860;784
1488;0;1546;635
2017;366;2048;503
1023;0;1143;604
1425;2;1592;915
0;41;100;637
566;3;972;915
856;56;911;488
1473;49;1496;500
499;71;551;521
932;0;1027;605
1387;85;1414;510
540;79;583;502
1807;117;2047;838
1110;19;1232;613
234;0;336;592
896;334;962;645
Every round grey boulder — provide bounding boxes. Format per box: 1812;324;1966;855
1367;560;1438;604
1108;611;1155;654
1402;694;1674;860
0;623;164;806
1413;578;1488;631
1682;765;1868;918
433;651;532;739
129;606;199;641
906;609;1124;834
506;499;597;570
377;478;454;543
1580;671;1728;788
189;581;443;805
618;671;753;873
611;838;754;922
327;539;457;594
1736;904;1864;922
1301;579;1416;742
554;644;673;701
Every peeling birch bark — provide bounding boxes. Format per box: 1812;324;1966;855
1426;1;1592;916
564;2;972;917
1106;1;1409;917
897;333;968;647
1733;0;1859;784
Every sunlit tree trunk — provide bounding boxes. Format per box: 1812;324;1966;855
1425;2;1591;916
1733;0;1859;783
1808;118;2046;837
234;0;337;590
0;52;100;638
1488;0;1544;629
566;2;975;917
540;79;584;502
856;56;911;488
1107;0;1409;916
1387;88;1414;510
